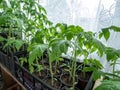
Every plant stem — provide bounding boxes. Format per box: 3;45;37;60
54;60;57;74
9;27;11;37
36;57;40;74
41;55;44;66
83;63;85;79
49;61;54;85
112;60;117;79
48;50;54;86
104;72;120;78
71;41;77;89
72;47;77;89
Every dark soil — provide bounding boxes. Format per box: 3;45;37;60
61;74;74;87
34;69;48;80
45;77;61;89
76;71;92;90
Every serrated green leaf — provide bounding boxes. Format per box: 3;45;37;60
99;32;103;39
95;80;120;90
110;26;120;32
33;64;43;72
65;31;74;40
19;57;27;66
83;67;96;72
102;28;110;41
83;49;89;57
93;70;103;80
93;38;105;57
28;43;48;65
14;39;24;51
76;26;84;32
116;49;120;57
0;36;5;42
90;47;97;53
29;65;34;73
105;47;119;61
40;6;47;15
3;38;24;51
49;38;70;63
28;49;38;65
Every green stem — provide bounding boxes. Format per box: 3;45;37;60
72;48;76;89
71;40;77;89
112;60;117;79
36;57;39;65
48;50;54;86
50;61;54;85
54;60;57;74
41;55;44;65
13;44;15;53
36;57;39;73
83;62;85;78
104;72;120;78
9;27;11;37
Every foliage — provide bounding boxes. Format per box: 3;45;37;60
99;26;120;41
95;80;120;90
51;24;107;87
0;0;51;42
83;58;103;80
105;47;120;61
45;25;85;88
47;38;71;86
49;38;70;63
27;43;48;65
2;0;120;89
19;57;27;66
3;38;25;51
0;0;51;74
95;26;120;90
0;36;5;42
99;27;120;78
27;43;48;72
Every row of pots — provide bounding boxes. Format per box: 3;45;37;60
15;56;94;90
0;46;94;90
18;69;91;90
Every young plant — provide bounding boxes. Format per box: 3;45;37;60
99;25;120;78
0;12;22;37
95;26;120;90
3;38;25;54
48;38;70;86
83;58;103;80
55;24;85;89
103;47;120;79
27;43;48;73
99;26;120;41
0;0;51;43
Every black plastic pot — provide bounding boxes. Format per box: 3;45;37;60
0;51;15;75
34;69;48;80
44;76;62;90
61;86;80;90
0;50;95;90
13;50;28;58
76;71;94;90
60;73;78;88
42;62;49;70
14;61;56;90
47;67;62;78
